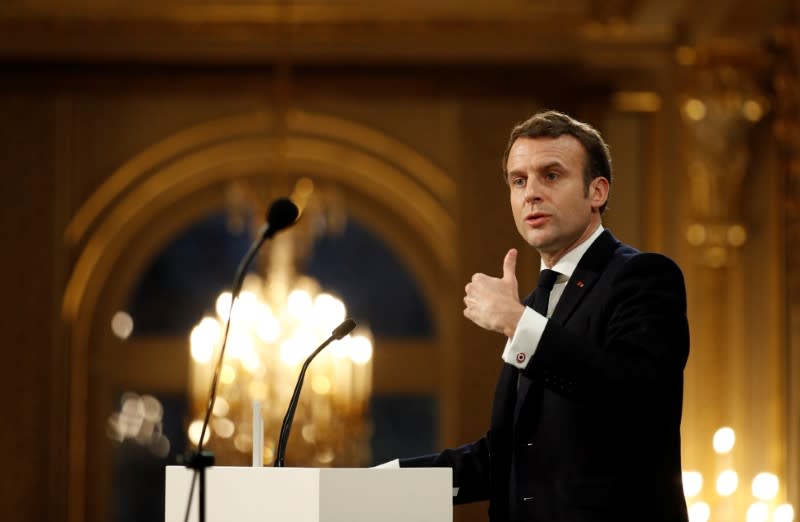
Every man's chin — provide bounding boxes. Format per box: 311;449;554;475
525;235;554;251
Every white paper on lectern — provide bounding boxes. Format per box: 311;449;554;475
165;466;452;522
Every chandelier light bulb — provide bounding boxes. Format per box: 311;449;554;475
773;504;795;522
752;472;779;501
716;470;738;496
746;502;769;522
713;427;736;454
212;418;235;439
255;314;281;343
349;335;373;365
314;293;347;331
236;291;260;324
279;337;304;366
288;289;313;319
190;317;221;363
211;397;230;417
187;419;210;446
682;470;703;498
688;501;710;522
216;292;233;321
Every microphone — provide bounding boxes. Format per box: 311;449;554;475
261;197;300;239
274;318;357;467
197;197;299;452
182;197;298;522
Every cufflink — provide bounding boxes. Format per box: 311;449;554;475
516;353;526;364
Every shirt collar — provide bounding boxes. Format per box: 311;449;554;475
539;224;605;281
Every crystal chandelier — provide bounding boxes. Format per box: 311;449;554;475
186;199;373;467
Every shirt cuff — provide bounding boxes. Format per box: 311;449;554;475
501;306;547;369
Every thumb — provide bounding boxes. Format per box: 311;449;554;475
502;248;518;281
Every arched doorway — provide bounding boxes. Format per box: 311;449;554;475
62;110;460;522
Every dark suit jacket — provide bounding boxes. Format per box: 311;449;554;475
402;230;690;522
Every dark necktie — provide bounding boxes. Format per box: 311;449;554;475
509;268;559;516
532;268;559;316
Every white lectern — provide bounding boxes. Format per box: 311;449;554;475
165;466;453;522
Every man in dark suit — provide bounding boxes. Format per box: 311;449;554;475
401;111;690;521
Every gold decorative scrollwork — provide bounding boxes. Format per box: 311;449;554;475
679;48;769;267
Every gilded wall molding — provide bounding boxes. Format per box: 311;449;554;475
679;49;769;267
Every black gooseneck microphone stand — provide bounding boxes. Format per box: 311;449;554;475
273;318;356;467
180;198;299;522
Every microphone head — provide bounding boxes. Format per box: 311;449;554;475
264;198;299;238
332;318;357;340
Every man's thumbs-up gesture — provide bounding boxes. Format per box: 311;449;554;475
463;248;525;338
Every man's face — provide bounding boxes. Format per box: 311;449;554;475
506;135;608;263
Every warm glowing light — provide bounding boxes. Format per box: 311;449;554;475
752;472;779;501
349;335;373;365
111;311;134;339
716;470;738;496
746;502;770;522
713;427;736;454
249;381;267;401
233;432;251;453
686;223;706;246
219;364;236;384
255;314;280;343
240;349;261;373
288;289;313;319
688;501;710;522
212;397;229;417
314;293;346;331
727;225;747;247
188;267;373;466
774;504;795;522
742;99;764;122
682;471;703;498
317;449;335;464
234;291;260;324
312;374;332;395
293;330;317;359
227;330;255;361
188;420;210;446
280;337;304;366
216;292;233;321
190;317;221;363
684;99;707;121
212;418;235;439
302;424;316;443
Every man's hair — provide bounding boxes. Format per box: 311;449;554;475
501;110;612;213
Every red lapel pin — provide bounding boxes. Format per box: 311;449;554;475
576;280;585;288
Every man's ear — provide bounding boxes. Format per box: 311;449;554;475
589;177;609;211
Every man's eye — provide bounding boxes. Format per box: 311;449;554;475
545;172;559;181
512;177;526;187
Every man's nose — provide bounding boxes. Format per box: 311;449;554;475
524;178;542;202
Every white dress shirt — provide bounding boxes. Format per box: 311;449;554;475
501;225;605;369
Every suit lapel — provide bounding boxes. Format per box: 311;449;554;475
512;230;620;427
550;230;619;325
